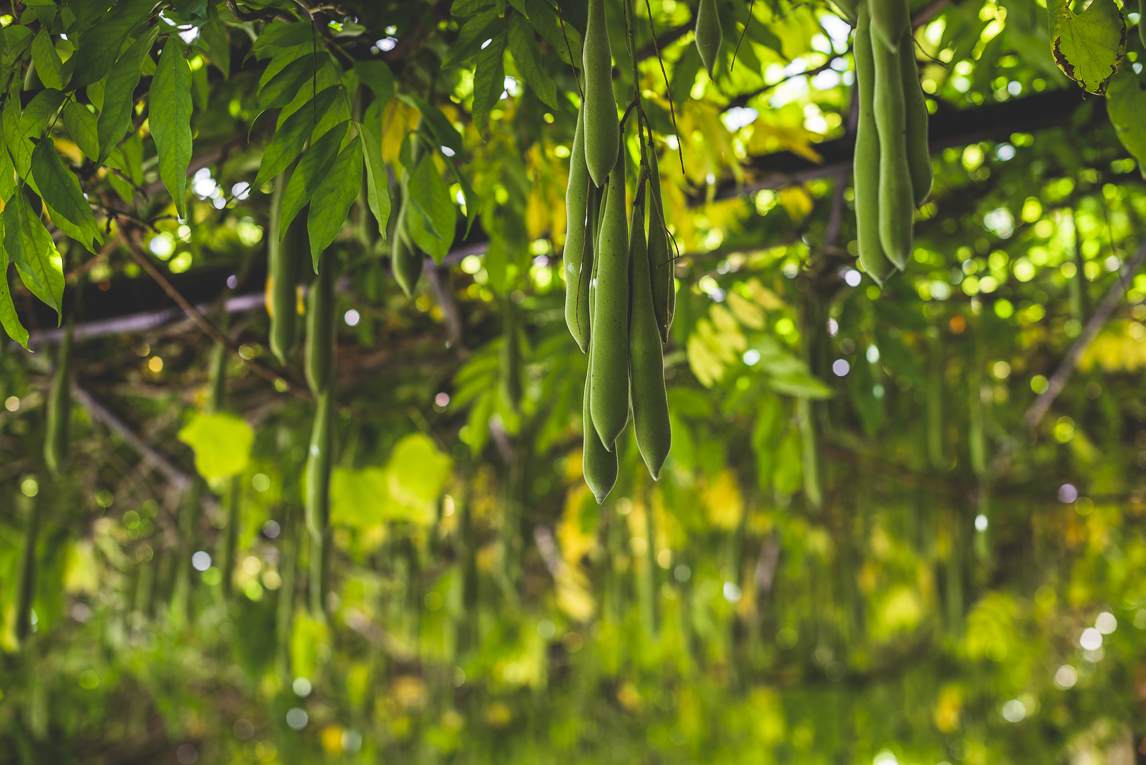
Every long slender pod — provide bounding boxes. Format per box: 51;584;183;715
583;0;620;186
269;171;305;364
14;496;40;646
392;135;425;296
694;0;723;77
872;24;914;269
869;0;908;52
646;148;674;342
583;352;619;502
305;253;336;396
589;156;630;448
899;30;933;207
629;189;671;478
305;389;334;612
853;2;897;284
564;108;594;352
44;321;73;475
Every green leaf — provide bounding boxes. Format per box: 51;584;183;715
452;0;496;16
773;427;803;495
31;29;67;90
440;147;479;236
32;140;102;252
399;94;467;162
752;395;782;490
0;245;29;348
1049;0;1126;94
1;26;33;70
307;135;363;267
62;102;99;161
1107;70;1146;177
279;122;349;236
69;0;155;90
0;144;15;202
96;28;158;164
524;0;582;66
1;90;33;180
386;433;452;517
20;89;65;138
257;54;314;110
3;192;65;320
470;31;506;137
250;21;313;60
196;8;230;78
254;85;343;189
507;12;558;108
358;120;391;243
177;412;255;479
441;8;501;68
151;39;193;219
330;467;398;528
352;60;395;108
277;61;342;128
406;153;456;264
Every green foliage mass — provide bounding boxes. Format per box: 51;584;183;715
3;0;1146;763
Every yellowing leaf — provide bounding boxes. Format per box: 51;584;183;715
1049;0;1126;94
177;412;255;479
703;469;743;529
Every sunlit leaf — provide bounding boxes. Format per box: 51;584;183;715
151;39;194;219
1048;0;1126;94
177;412;255;479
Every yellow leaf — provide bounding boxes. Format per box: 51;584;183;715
703;469;743;529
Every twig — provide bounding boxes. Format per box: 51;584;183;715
642;0;685;174
120;227;309;399
724;54;845;111
988;236;1146;479
72;385;191;491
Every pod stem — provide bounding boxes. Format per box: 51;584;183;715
622;0;648;171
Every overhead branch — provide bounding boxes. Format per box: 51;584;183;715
988;236;1146;479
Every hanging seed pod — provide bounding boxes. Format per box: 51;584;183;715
269;171;306;365
393;135;425;296
694;0;723;78
899;30;933;208
629;187;671;479
44;321;73;475
305;253;336;396
583;0;620;186
564;108;596;352
646;149;674;343
589;156;630;449
853;2;896;284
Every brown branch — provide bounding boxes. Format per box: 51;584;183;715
988;236;1146;479
72;384;192;492
120;227;309;399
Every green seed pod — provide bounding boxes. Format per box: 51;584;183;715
14;496;40;645
869;0;909;52
647;149;674;343
1140;0;1146;51
499;298;523;411
206;340;227;414
853;3;897;284
392;136;425;296
899;31;933;208
305;253;336;396
583;0;620;187
305;388;334;541
564;108;595;352
589;158;630;449
872;26;914;269
629;194;672;479
44;321;73;475
582;355;618;503
694;0;723;78
270;171;305;365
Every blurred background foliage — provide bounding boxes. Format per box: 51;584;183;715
2;0;1146;763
